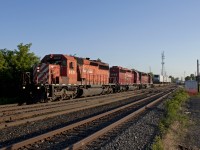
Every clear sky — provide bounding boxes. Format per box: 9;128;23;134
1;0;200;79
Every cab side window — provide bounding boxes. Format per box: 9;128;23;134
69;62;74;69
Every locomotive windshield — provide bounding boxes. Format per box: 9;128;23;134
41;55;67;66
48;60;61;65
154;75;159;78
45;59;67;66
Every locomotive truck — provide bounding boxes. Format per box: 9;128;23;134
21;54;153;104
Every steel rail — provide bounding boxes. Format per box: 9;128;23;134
0;91;142;115
0;86;168;111
65;90;174;150
0;91;148;129
0;104;16;109
0;92;146;123
0;91;168;150
0;90;145;112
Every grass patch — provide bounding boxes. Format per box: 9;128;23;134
152;136;164;150
152;88;189;150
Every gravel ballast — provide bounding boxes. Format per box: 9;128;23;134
0;94;148;148
0;89;174;149
84;99;167;150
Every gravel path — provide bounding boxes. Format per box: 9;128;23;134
84;98;168;150
180;97;200;149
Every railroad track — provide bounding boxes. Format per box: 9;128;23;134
0;89;148;112
0;86;169;111
0;89;155;129
0;86;171;115
1;87;176;150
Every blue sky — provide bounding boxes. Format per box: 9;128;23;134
1;0;200;79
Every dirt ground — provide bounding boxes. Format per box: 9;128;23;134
163;97;200;150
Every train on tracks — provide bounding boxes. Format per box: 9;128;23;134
21;54;158;104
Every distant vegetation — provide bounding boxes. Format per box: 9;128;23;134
169;75;179;83
185;74;196;81
0;43;39;100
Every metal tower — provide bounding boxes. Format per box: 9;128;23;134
161;51;165;76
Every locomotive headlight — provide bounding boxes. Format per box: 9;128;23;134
37;86;40;90
37;67;40;72
22;86;26;89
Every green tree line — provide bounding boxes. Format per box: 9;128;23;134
0;43;39;97
185;74;195;81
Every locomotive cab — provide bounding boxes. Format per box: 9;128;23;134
26;54;79;103
39;54;77;85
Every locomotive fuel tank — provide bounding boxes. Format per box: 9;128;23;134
78;88;103;97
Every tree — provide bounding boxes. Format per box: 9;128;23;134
0;49;14;70
185;76;191;81
12;43;40;71
190;74;195;80
0;43;39;80
0;51;6;71
169;75;176;83
0;49;15;80
0;43;40;97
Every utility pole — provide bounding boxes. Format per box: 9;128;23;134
184;71;185;82
197;59;199;77
197;59;199;92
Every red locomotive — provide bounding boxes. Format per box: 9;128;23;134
109;66;152;91
21;54;152;103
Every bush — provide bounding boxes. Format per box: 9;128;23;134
162;89;189;129
152;89;189;149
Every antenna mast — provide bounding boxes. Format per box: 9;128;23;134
161;51;165;76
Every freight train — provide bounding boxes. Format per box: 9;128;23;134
21;54;153;104
153;74;171;84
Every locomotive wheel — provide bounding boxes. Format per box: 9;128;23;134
71;93;77;99
60;89;70;100
110;88;114;93
49;94;58;102
61;92;67;100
